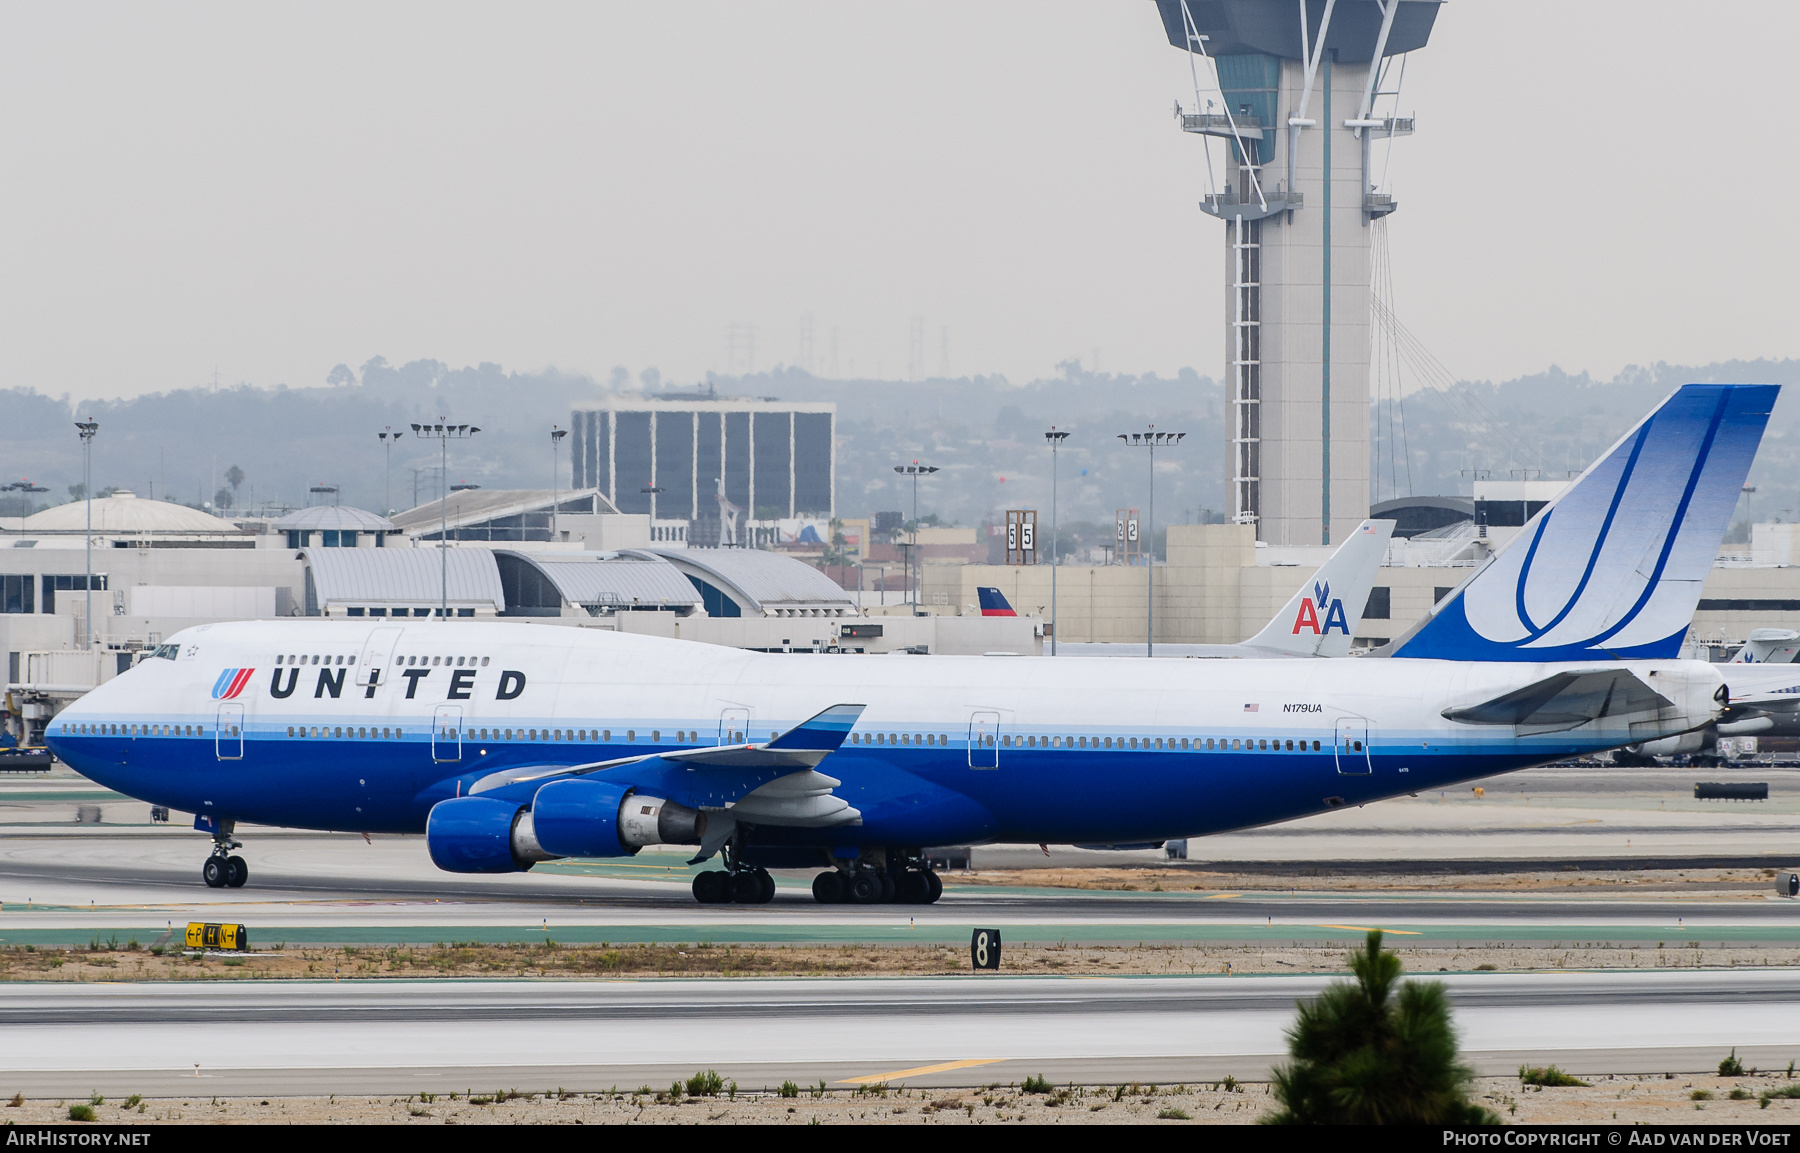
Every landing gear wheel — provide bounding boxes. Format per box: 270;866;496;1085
730;870;766;904
756;868;776;904
895;871;930;904
224;855;248;889
924;870;943;904
812;871;846;904
878;872;896;903
848;871;882;904
693;871;730;904
202;857;227;889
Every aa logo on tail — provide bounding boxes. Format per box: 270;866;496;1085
211;668;254;700
1291;582;1349;635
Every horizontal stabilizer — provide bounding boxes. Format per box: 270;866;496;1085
1441;668;1672;731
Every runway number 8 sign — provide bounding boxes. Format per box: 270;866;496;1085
971;928;1002;970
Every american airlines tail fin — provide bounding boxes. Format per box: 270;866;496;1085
1389;383;1779;662
1732;628;1800;664
1241;520;1396;657
976;587;1017;617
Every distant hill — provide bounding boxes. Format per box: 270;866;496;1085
2;357;1795;540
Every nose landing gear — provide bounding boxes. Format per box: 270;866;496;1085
201;820;248;889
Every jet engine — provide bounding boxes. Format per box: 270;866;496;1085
425;795;558;874
426;784;706;874
1623;730;1710;758
530;778;705;858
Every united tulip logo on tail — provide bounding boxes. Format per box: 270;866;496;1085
1291;582;1349;636
211;668;254;700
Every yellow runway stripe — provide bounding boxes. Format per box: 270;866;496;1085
837;1058;1005;1084
1317;923;1421;935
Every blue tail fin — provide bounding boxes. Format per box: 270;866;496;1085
977;587;1017;617
1389;383;1778;662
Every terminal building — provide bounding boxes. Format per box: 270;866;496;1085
570;396;836;545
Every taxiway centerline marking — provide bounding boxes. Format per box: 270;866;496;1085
837;1058;1005;1084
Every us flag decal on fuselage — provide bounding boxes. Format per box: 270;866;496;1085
212;668;254;700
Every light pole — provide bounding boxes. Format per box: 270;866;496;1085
892;463;938;614
377;427;396;514
412;422;479;620
1115;426;1185;657
74;420;98;650
549;426;568;542
1044;428;1069;655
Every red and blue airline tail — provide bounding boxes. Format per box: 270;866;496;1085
976;587;1017;617
211;668;254;700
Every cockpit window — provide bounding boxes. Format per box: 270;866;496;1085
150;643;179;661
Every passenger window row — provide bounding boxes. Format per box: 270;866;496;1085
288;726;402;740
470;727;693;743
849;732;1329;752
271;654;493;668
60;722;205;737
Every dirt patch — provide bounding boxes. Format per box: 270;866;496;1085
13;1071;1800;1125
8;938;1800;982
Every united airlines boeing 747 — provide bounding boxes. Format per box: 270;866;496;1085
45;385;1776;905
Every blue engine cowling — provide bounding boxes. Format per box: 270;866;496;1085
530;778;634;859
427;795;539;874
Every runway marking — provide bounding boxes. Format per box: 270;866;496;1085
1317;924;1421;935
1201;893;1238;900
837;1059;1004;1084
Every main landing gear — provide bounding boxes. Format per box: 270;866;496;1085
692;867;775;905
201;819;248;889
811;865;941;905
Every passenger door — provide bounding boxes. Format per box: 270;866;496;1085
432;705;463;763
357;626;403;690
215;703;244;761
967;710;1000;769
718;707;750;746
1334;717;1371;775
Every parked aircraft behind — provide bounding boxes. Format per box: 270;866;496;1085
1052;518;1397;658
45;385;1776;905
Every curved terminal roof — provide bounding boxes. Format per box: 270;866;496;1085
391;488;619;538
301;546;504;611
275;506;397;533
634;547;856;617
531;554;701;610
1370;496;1473;539
494;551;702;614
21;492;244;535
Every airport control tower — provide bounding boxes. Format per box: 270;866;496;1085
1152;0;1440;546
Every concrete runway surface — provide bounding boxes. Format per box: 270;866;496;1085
1;970;1795;1097
2;828;1799;947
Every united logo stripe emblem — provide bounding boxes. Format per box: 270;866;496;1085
212;668;254;700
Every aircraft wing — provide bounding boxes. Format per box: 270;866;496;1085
1440;668;1673;732
468;702;865;798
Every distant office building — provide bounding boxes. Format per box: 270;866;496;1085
571;397;836;523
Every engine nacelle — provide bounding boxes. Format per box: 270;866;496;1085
426;796;559;874
1626;730;1709;758
531;779;706;859
532;779;633;858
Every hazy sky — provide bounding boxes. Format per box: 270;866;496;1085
2;1;1795;401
